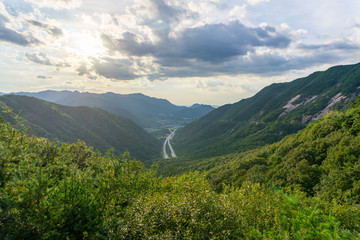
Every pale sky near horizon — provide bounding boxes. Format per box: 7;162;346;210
1;0;360;106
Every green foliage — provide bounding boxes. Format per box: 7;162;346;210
160;97;360;207
0;114;358;239
120;177;356;239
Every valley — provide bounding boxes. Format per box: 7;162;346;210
2;0;360;238
1;62;360;239
14;91;215;130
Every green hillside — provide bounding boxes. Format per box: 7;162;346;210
173;62;360;159
0;95;161;161
0;111;359;239
160;97;360;204
15;91;215;129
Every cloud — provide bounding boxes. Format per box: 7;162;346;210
77;63;89;76
196;79;225;89
37;75;51;79
94;0;360;82
298;41;360;50
129;0;194;38
2;0;358;90
137;47;347;80
24;0;82;9
87;75;97;80
93;58;139;80
26;52;70;67
27;20;63;37
103;20;291;63
230;5;246;20
0;14;41;46
246;0;270;5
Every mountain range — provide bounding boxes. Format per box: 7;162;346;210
172;62;360;160
2;62;360;167
2;62;360;238
3;90;360;239
13;90;215;129
0;95;161;161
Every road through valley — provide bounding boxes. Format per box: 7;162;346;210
163;129;177;159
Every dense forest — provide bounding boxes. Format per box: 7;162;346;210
1;95;360;238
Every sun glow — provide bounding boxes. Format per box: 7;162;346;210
71;33;105;58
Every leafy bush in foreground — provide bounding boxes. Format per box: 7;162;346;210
0;111;358;239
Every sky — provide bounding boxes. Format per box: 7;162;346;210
0;0;360;106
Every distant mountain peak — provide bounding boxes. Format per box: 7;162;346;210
10;90;215;129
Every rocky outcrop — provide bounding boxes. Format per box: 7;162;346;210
279;95;317;118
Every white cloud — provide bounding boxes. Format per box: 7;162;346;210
1;0;360;105
246;0;269;6
230;5;246;21
25;0;82;9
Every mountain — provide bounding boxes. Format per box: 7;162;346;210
14;91;215;129
171;104;216;119
0;95;161;161
2;108;357;239
160;94;360;205
173;62;360;159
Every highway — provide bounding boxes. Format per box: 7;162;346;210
163;129;177;159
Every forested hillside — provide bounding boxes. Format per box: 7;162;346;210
1;63;360;239
0;95;161;161
160;97;360;205
173;63;360;159
0;109;359;239
14;91;215;129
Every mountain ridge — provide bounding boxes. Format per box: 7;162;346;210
173;62;360;159
0;95;161;161
13;90;215;129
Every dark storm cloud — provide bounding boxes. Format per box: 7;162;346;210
28;20;63;37
0;14;41;46
103;21;291;63
93;58;139;80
